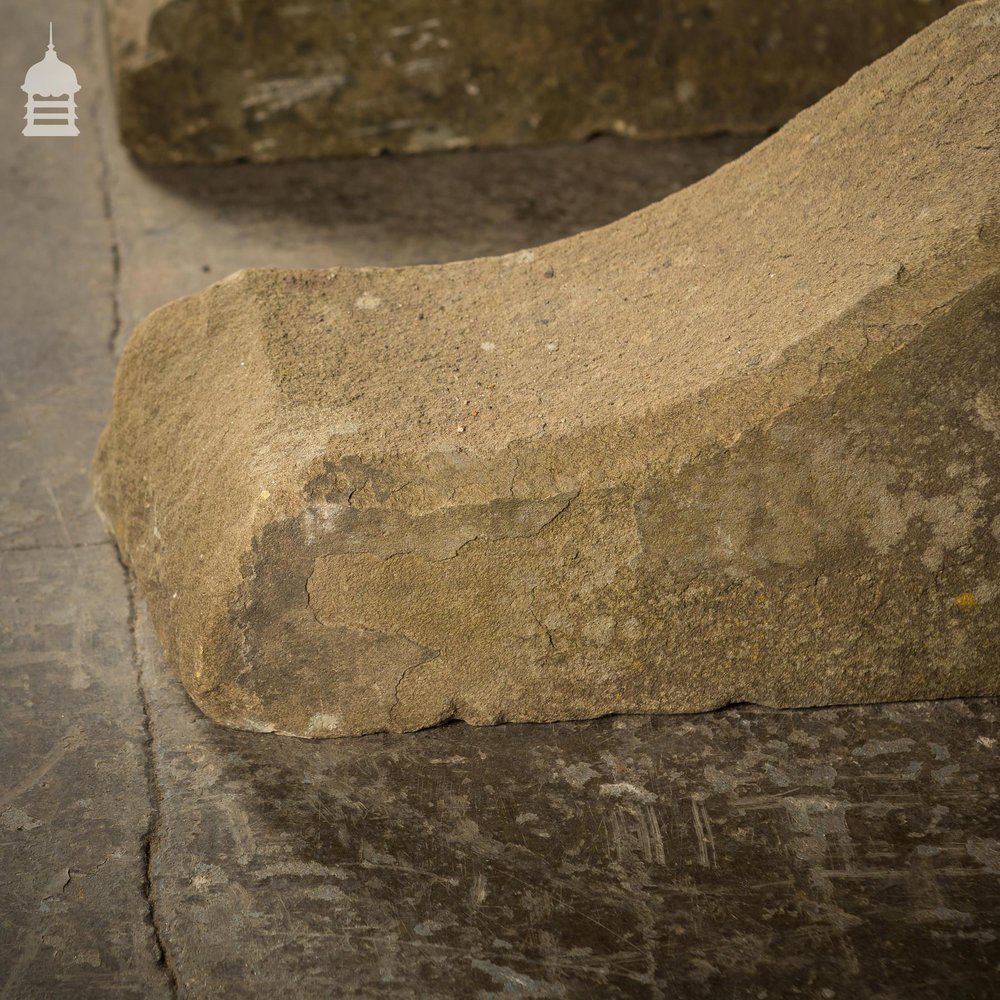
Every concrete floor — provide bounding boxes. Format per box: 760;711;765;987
1;2;998;997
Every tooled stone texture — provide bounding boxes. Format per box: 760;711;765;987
107;0;968;164
93;2;1000;737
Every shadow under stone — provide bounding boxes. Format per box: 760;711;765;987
135;134;758;264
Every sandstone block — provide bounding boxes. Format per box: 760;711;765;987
108;0;967;164
94;2;1000;737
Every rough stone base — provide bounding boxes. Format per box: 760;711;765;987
94;2;1000;736
107;0;968;164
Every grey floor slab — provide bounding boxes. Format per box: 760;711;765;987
139;581;999;997
0;548;168;999
1;3;170;997
1;0;997;997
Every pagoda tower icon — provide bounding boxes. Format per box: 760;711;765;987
22;24;81;137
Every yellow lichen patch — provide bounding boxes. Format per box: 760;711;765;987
954;591;977;610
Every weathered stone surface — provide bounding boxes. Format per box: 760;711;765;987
108;0;968;164
94;3;1000;739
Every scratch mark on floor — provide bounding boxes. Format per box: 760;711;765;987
691;795;717;869
0;726;83;811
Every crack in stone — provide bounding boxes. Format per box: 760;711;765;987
90;5;177;980
89;0;123;356
116;553;180;999
106;241;123;354
42;869;72;900
530;605;555;651
88;7;178;980
388;648;441;725
50;854;117;896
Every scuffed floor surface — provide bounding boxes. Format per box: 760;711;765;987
0;1;997;997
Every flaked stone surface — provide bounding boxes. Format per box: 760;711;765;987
108;0;968;164
94;2;1000;738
